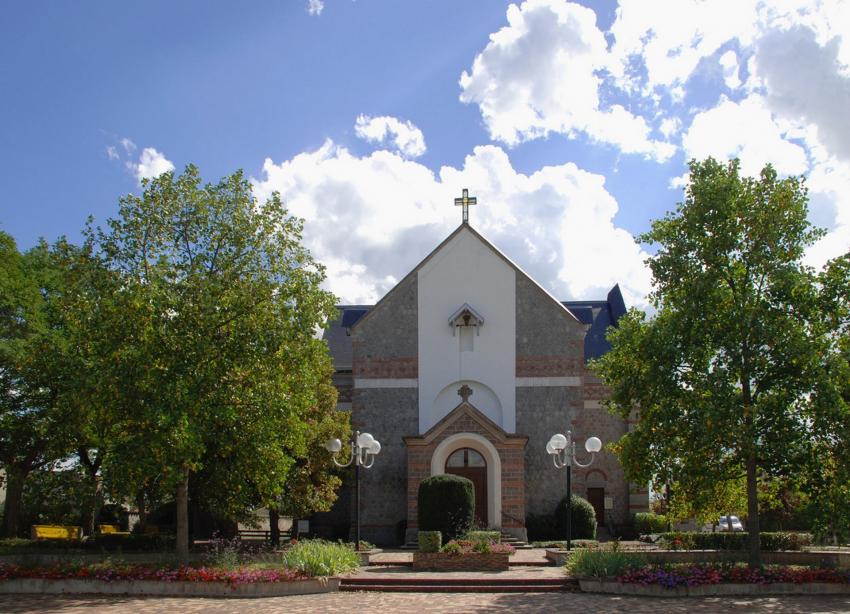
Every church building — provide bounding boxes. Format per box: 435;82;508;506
320;192;648;545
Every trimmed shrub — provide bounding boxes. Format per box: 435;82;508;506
526;513;560;541
418;531;442;553
566;549;646;578
658;531;813;551
418;474;475;541
634;512;669;534
464;530;500;544
554;494;597;540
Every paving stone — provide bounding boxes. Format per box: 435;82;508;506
2;592;850;613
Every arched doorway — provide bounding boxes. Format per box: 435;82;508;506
445;447;487;527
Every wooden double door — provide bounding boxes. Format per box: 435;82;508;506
445;448;488;527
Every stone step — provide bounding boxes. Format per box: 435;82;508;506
340;577;579;593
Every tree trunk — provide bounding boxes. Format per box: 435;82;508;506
175;466;190;565
746;452;761;567
78;450;103;537
1;467;26;538
84;476;103;537
269;508;280;547
135;489;146;533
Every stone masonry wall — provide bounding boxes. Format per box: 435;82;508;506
515;386;582;516
351;387;418;545
347;274;419;545
352;275;418;378
515;274;632;526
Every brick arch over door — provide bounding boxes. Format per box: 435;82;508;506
430;433;502;529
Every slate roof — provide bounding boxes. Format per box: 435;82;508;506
322;284;627;369
323;305;371;369
561;284;627;361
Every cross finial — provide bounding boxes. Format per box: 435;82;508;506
454;188;477;225
458;384;473;403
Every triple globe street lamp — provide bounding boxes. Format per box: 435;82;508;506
324;431;382;551
546;430;602;551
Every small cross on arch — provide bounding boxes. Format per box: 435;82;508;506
457;384;473;403
454;188;477;224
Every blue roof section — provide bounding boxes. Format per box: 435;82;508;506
562;284;626;362
341;308;370;328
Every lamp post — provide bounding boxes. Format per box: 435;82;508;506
324;431;381;551
546;431;602;551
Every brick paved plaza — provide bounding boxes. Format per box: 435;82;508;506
2;592;850;613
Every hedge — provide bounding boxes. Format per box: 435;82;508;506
658;531;813;551
634;512;669;534
554;494;597;540
418;531;442;553
418;474;475;541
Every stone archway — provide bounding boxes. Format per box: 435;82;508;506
431;433;501;528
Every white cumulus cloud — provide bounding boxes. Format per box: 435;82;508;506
129;148;175;184
252;141;652;308
683;95;808;177
306;0;324;16
355;115;427;158
459;0;674;161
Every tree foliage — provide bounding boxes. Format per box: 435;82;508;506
594;158;832;565
0;234;77;537
83;165;344;561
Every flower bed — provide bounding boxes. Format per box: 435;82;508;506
619;564;850;588
0;562;308;585
0;561;340;597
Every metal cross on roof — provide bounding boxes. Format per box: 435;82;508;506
454;188;477;224
457;384;473;403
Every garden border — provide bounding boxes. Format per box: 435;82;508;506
0;577;340;598
545;548;850;568
578;578;850;597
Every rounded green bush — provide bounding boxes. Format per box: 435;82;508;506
554;494;597;540
418;474;475;541
418;531;442;553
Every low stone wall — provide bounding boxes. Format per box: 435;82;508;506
412;552;510;572
357;548;381;566
546;548;850;568
579;579;850;597
0;577;339;598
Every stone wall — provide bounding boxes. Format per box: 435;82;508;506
515;273;633;527
346;271;419;545
350;387;418;546
515;386;582;517
352;275;417;378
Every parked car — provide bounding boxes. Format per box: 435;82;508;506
718;515;744;532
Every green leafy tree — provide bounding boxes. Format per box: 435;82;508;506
275;376;349;538
594;158;829;566
0;233;76;537
88;165;339;562
805;253;850;543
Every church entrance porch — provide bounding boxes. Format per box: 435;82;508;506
403;398;528;544
445;448;487;527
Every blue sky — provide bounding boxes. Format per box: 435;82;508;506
2;0;848;307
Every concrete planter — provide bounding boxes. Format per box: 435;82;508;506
357;548;381;566
412;552;510;572
0;577;339;598
579;578;850;597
